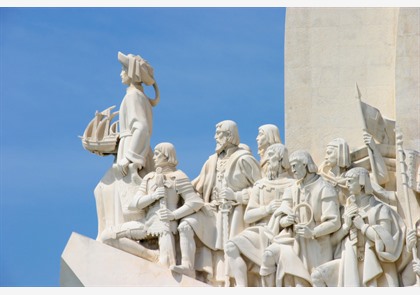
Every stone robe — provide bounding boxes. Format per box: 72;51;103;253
181;147;261;282
186;148;262;249
117;86;154;171
337;195;406;287
272;175;341;286
95;87;154;241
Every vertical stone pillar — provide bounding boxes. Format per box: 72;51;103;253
284;8;399;164
395;8;420;228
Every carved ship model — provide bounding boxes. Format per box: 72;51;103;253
80;106;119;156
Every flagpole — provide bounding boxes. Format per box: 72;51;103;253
355;83;380;184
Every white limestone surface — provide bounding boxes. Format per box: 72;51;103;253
60;232;210;287
285;7;400;164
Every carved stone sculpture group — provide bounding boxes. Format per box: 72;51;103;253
80;52;420;287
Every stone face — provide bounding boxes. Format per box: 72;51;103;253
60;232;210;287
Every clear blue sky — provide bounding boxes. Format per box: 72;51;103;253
0;7;286;286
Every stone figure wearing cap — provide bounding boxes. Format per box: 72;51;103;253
94;52;160;243
101;142;204;268
116;51;160;179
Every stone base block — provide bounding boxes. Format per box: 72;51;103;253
60;232;210;287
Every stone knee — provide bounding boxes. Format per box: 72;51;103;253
260;249;276;276
224;241;240;258
178;221;194;239
311;267;326;287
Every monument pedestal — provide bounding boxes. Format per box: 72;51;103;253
60;232;210;287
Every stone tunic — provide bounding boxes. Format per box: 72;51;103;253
270;174;341;286
128;169;204;238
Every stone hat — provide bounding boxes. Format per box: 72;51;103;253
118;51;155;86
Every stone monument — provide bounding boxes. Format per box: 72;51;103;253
61;7;420;287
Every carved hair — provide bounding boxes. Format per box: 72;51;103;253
216;120;240;146
259;124;282;145
327;138;351;168
266;143;290;170
289;150;318;173
154;142;178;167
344;167;373;194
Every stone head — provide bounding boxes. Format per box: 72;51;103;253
289;150;318;180
265;143;290;179
344;167;373;195
256;124;281;157
215;120;240;153
153;142;178;168
325;138;351;168
118;51;155;86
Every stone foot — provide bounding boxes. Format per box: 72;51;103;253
170;265;196;279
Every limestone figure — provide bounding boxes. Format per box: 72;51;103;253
225;143;295;286
93;52;160;242
101;142;204;268
318;138;352;206
170;120;262;285
259;150;341;287
313;167;406;287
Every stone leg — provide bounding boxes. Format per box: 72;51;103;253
170;221;196;278
311;267;327;287
158;231;176;268
260;245;279;287
225;241;248;287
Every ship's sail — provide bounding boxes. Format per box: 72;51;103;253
80;106;119;156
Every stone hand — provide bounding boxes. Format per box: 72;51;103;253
209;199;219;208
406;229;418;251
363;130;376;150
266;199;282;214
413;259;420;276
158;208;175;221
100;228;118;242
352;215;365;230
343;204;358;227
129;163;143;184
219;187;235;201
295;224;314;239
117;157;130;177
282;213;296;227
152;187;165;201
